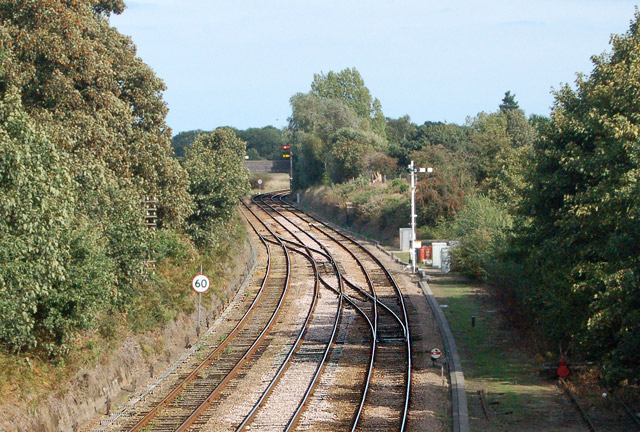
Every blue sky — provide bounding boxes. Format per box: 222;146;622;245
111;1;639;134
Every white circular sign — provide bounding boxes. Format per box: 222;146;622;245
430;348;442;359
192;274;210;294
257;179;263;185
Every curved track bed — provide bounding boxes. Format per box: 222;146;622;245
97;191;437;432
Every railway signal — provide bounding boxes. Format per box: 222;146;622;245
282;145;293;192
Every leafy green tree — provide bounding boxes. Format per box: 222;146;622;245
183;128;250;248
517;12;640;382
0;91;114;355
413;144;475;224
441;195;513;280
0;0;192;226
327;128;385;183
288;69;390;187
236;126;286;160
172;129;206;159
291;132;325;189
0;0;200;357
466;112;512;184
288;93;364;142
385;115;417;145
389;121;469;168
310;68;385;135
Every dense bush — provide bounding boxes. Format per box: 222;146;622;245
514;13;640;382
183;128;250;249
439;195;513;281
0;3;248;360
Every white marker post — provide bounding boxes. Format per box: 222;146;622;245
191;265;210;337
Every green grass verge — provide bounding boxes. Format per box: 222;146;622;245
430;278;566;431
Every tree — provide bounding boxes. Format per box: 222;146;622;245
327;128;385;183
0;1;196;355
412;144;475;224
499;90;519;112
310;68;386;136
291;132;325;189
517;11;640;382
183;128;250;248
0;0;192;227
0;91;114;355
385;115;417;145
172;129;206;159
236;126;286;160
288;92;364;142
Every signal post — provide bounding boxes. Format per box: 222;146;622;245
282;145;292;192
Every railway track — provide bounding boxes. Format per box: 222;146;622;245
251;192;411;431
560;379;640;432
99;191;413;431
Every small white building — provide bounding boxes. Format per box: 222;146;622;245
399;228;412;251
431;242;448;268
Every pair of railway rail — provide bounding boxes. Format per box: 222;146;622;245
103;191;412;431
560;379;640;432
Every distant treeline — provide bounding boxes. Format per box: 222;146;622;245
172;126;286;160
0;1;248;357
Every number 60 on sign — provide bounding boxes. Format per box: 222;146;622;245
192;274;210;294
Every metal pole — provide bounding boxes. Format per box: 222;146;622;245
197;264;202;337
289;149;293;193
410;160;416;274
197;293;201;337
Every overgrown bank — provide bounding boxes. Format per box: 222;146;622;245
0;214;250;430
0;1;251;426
299;178;409;246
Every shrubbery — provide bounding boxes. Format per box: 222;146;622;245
0;4;250;360
439;195;512;281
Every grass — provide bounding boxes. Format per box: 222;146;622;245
429;276;569;431
394;251;410;262
249;173;290;194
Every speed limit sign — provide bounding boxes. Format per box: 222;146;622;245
192;274;210;294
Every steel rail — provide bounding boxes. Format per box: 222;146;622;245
234;199;321;431
172;207;293;432
268;193;406;333
274;191;412;431
278;237;376;335
255;192;380;431
270;194;409;336
272;192;407;336
127;208;276;432
246;194;349;431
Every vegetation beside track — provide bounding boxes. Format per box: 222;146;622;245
291;15;640;387
427;271;582;431
0;2;250;414
0;216;247;407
